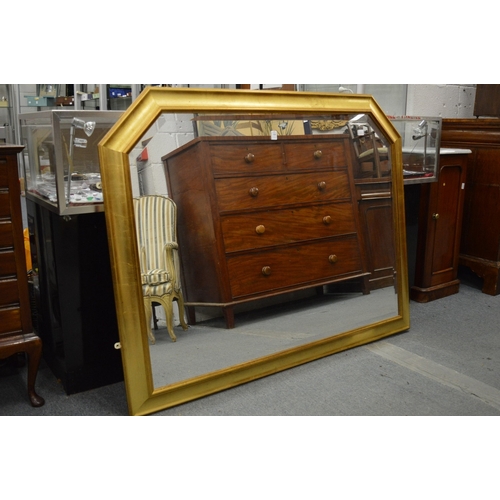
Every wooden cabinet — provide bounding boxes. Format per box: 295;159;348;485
0;145;44;406
410;151;469;302
441;119;500;295
355;180;395;290
163;135;369;328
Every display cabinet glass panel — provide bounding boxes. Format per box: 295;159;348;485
0;84;14;144
390;116;442;184
20;110;122;215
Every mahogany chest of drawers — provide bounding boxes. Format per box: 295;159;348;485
0;145;44;406
163;135;369;328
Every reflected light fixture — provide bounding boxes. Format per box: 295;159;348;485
412;119;428;140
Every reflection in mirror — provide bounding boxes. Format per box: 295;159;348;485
127;110;398;390
99;88;409;415
390;117;442;184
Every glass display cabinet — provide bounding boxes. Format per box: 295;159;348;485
19;110;122;215
20;109;125;394
390;116;442;184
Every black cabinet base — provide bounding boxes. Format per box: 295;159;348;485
28;201;123;395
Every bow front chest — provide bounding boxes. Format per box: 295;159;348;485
162;135;369;328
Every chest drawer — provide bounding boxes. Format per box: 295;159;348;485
221;202;357;253
227;237;363;298
0;221;14;248
0;279;20;307
0;191;11;219
211;143;284;175
0;308;22;335
0;159;8;187
0;250;17;278
284;141;347;170
215;171;351;212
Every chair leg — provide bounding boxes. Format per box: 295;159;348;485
148;293;189;342
152;303;159;330
175;293;189;331
157;296;177;342
143;298;156;344
165;307;177;342
24;336;45;407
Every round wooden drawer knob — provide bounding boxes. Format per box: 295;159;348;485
318;181;327;191
328;254;338;264
262;266;272;276
256;225;266;234
244;153;255;163
249;187;259;197
323;215;332;225
314;150;323;159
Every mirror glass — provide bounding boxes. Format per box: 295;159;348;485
99;89;409;415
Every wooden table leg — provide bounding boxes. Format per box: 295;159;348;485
461;255;500;296
187;305;197;325
223;306;235;329
23;336;45;407
0;334;45;407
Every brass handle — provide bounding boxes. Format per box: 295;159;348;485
432;213;439;220
244;153;255;163
255;225;266;234
314;150;323;159
328;254;338;264
323;215;332;225
262;266;272;276
249;187;259;197
317;181;326;191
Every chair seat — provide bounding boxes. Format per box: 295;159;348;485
358;147;388;160
141;268;171;285
143;281;173;297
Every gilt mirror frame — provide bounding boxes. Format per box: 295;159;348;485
98;87;409;416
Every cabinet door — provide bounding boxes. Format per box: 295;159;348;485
358;197;395;289
412;154;467;298
428;163;463;283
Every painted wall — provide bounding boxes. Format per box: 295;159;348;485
406;84;476;118
299;84;477;118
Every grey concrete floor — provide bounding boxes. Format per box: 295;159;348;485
1;266;499;417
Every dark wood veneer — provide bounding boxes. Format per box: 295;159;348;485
441;119;500;295
0;145;44;407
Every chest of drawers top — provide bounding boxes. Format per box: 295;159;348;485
162;134;351;175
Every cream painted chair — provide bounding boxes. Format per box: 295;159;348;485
133;195;188;344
